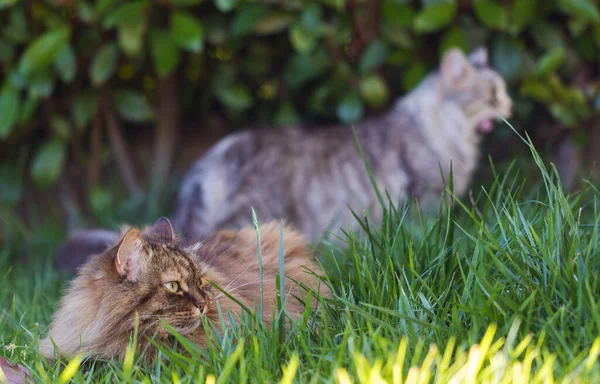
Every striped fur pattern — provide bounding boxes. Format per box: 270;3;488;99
171;47;513;241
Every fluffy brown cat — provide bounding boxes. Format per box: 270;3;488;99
171;46;513;241
40;218;329;361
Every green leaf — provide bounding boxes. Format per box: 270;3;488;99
170;11;204;53
359;74;389;108
215;0;236;12
211;65;236;91
217;84;253;111
113;89;155;122
18;97;38;125
403;62;426;91
118;22;146;57
308;84;331;114
473;0;508;30
89;186;113;213
0;160;24;206
53;45;76;83
0;83;20;139
550;103;577;127
520;80;552;102
569;18;589;36
336;92;364;123
511;0;536;33
574;31;596;60
72;91;97;130
18;27;70;75
90;43;118;86
380;24;413;49
255;11;294;35
0;40;15;63
358;40;388;74
382;2;414;28
30;139;67;189
322;0;345;11
492;36;522;82
299;4;322;30
255;12;295;35
95;0;117;15
50;114;71;140
77;1;94;23
534;47;566;76
8;71;26;90
283;53;326;88
414;2;457;33
594;93;600;110
4;7;29;44
531;22;566;50
289;24;318;54
559;0;600;24
387;50;411;65
439;26;468;56
28;70;55;99
274;102;300;125
204;18;228;45
103;1;148;28
150;30;181;77
231;5;268;37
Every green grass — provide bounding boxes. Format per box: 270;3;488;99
2;133;600;383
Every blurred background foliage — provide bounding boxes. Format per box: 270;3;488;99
1;0;600;236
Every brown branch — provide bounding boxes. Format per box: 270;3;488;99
347;0;380;60
152;74;180;189
89;112;102;187
99;86;143;197
58;173;83;232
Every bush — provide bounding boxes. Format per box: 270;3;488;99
0;0;599;208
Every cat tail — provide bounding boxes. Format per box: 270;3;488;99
172;132;256;240
170;181;215;240
56;228;119;273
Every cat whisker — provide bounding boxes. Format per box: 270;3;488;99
214;278;274;300
221;262;254;292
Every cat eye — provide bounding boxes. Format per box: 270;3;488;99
164;281;181;293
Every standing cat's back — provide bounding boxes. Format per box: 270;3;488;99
175;123;383;239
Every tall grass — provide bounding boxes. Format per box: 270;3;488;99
2;131;600;383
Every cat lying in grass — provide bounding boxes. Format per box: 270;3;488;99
41;218;329;361
172;46;512;241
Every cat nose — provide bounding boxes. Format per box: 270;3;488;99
192;295;205;310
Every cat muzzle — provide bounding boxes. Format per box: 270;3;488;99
192;295;207;315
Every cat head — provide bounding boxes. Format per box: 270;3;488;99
41;218;217;359
102;218;214;335
438;46;512;134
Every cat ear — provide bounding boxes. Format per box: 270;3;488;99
468;46;488;67
116;228;147;280
440;48;473;90
148;217;175;240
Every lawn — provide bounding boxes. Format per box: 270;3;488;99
1;133;600;383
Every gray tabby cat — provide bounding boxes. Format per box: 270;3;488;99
171;47;512;241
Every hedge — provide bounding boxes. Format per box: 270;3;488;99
1;0;599;208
